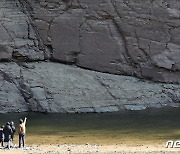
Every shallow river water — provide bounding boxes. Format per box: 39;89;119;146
0;107;180;146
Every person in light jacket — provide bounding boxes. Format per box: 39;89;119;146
18;117;27;148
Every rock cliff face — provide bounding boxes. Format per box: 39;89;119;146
0;0;45;61
0;62;180;113
0;0;179;83
0;0;180;113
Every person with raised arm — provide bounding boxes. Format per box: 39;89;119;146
18;117;27;148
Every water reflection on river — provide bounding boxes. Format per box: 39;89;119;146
0;107;180;145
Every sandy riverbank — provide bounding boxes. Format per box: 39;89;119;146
0;144;180;154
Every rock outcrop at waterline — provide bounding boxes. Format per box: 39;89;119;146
0;62;180;113
0;0;180;83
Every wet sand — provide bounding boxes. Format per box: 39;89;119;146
0;143;180;154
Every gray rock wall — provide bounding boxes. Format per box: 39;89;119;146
0;0;179;83
0;62;179;113
0;0;180;113
0;0;45;61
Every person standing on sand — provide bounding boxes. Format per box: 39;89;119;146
18;117;27;148
0;125;4;147
3;122;13;149
10;121;16;147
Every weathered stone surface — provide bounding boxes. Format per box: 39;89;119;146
0;62;179;113
0;0;179;83
124;105;147;111
24;0;180;83
0;70;28;113
0;0;44;61
0;0;180;113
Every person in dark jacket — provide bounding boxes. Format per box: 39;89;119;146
10;121;16;146
0;125;4;147
3;122;12;149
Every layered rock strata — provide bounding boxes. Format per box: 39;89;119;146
0;62;179;113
